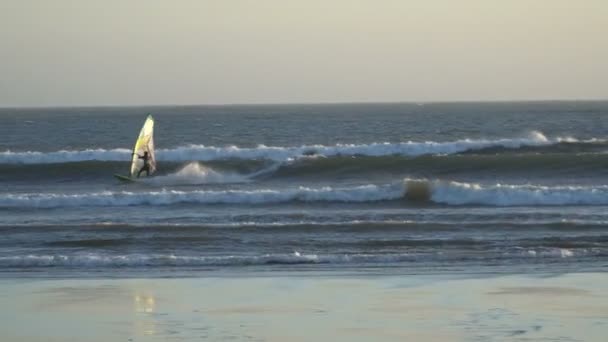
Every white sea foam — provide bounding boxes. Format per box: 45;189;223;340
0;131;587;164
146;162;249;185
0;252;420;267
2;179;608;208
0;248;590;268
430;181;608;206
522;248;576;258
0;148;131;164
0;184;405;208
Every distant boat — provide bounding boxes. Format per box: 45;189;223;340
114;115;157;182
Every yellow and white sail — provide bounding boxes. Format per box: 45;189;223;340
129;115;156;177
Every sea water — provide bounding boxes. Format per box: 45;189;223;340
1;102;607;277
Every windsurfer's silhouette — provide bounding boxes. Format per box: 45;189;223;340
134;151;151;177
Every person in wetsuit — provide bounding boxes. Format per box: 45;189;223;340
135;151;151;177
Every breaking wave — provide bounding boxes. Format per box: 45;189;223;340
3;180;608;208
0;184;405;208
0;131;594;164
430;181;608;206
146;162;249;185
0;248;588;268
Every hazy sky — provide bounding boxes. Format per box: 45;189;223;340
1;0;607;106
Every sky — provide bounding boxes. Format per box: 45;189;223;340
1;0;607;107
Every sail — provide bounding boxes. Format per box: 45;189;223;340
129;115;156;177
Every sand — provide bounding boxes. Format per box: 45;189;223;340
1;272;607;341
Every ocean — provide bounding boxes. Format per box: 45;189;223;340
1;101;608;277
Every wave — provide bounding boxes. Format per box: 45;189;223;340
0;252;407;267
42;237;480;249
3;219;608;235
36;235;608;250
3;180;608;208
1;131;599;165
0;248;591;268
3;154;608;188
0;160;276;184
271;152;608;179
0;148;131;164
0;184;405;208
429;181;608;206
146;162;250;185
3;152;608;184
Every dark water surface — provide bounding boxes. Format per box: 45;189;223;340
1;102;608;276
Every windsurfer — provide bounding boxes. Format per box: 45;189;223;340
134;151;151;177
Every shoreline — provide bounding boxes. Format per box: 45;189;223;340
2;262;605;280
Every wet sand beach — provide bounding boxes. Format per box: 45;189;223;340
1;272;607;341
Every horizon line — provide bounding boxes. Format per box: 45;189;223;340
1;98;607;110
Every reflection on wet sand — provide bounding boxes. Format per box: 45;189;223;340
134;292;156;313
133;291;157;336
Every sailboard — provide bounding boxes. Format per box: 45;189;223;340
114;114;156;182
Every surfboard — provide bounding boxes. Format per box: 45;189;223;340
115;114;157;182
113;174;137;182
